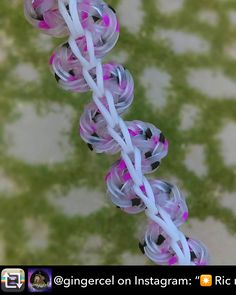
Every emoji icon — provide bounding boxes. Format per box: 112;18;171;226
200;274;212;287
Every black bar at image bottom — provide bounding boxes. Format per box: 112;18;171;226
0;266;236;292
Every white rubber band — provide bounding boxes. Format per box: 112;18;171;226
69;0;84;36
58;0;79;38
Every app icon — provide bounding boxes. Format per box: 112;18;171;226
200;274;212;287
28;269;52;293
1;268;25;292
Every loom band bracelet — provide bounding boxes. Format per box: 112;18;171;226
78;0;119;31
50;44;97;92
126;121;168;170
80;117;121;154
51;52;134;107
83;62;134;111
80;68;133;110
100;122;168;170
105;165;150;212
26;0;119;50
79;119;168;165
87;2;120;54
106;169;188;225
107;181;146;214
80;107;121;154
127;120;167;146
80;106;140;155
147;180;188;227
80;101;103;124
32;0;55;11
134;147;165;174
137;179;188;227
50;33;118;74
124;120;169;166
24;0;67;36
50;47;134;99
25;0;210;265
51;59;96;93
51;47;135;101
140;223;173;264
73;0;119;56
187;238;210;266
140;223;187;265
79;102;115;136
49;41;78;71
105;162;146;214
102;63;134;111
141;222;209;265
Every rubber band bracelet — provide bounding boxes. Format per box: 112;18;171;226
24;0;209;265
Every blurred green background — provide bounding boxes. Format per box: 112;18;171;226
0;0;236;265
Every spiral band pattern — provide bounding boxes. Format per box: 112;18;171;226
24;0;209;265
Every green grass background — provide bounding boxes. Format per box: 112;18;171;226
0;0;236;264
